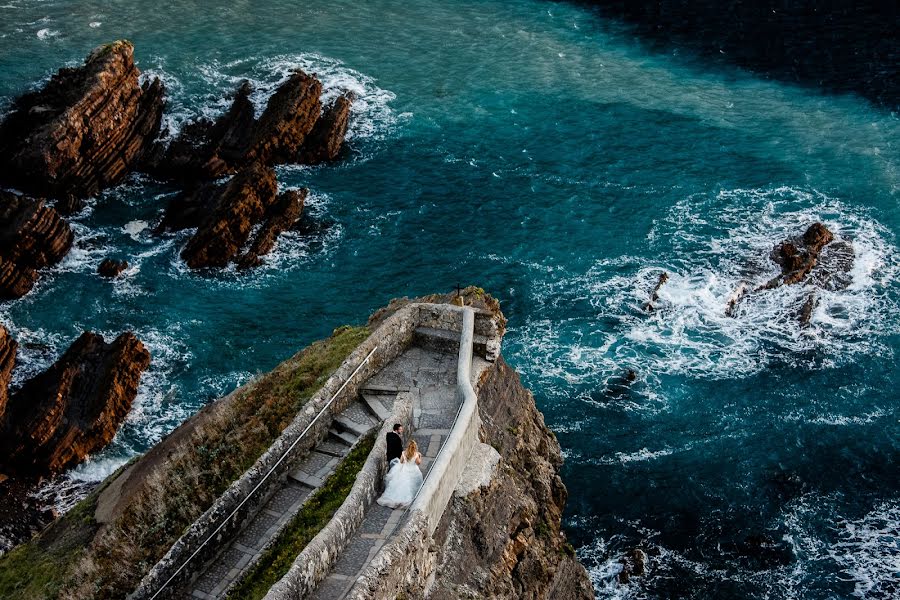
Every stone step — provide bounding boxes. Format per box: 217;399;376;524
413;326;489;357
334;415;373;437
361;393;391;421
287;469;322;489
359;384;401;395
329;428;357;446
317;439;352;457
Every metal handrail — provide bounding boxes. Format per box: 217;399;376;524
147;345;379;600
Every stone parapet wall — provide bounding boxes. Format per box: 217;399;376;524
344;306;500;599
263;391;416;600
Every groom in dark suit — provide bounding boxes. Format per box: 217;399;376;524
386;423;403;464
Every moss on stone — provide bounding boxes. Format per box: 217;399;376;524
228;432;376;599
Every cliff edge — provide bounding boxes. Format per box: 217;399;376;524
427;355;593;599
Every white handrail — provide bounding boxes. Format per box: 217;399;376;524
147;345;379;600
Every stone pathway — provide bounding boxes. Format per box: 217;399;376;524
309;331;466;600
183;396;388;600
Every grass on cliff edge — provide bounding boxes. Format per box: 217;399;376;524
227;432;376;600
0;325;370;600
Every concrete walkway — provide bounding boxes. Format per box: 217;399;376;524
308;337;466;600
183;395;388;599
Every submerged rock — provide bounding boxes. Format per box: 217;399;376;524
764;222;835;288
0;191;74;299
0;40;165;199
727;223;854;323
618;547;648;584
98;258;129;278
0;328;150;475
644;272;669;312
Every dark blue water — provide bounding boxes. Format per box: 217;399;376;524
1;1;898;597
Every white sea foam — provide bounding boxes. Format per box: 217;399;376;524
35;27;58;40
88;21;101;28
510;187;900;406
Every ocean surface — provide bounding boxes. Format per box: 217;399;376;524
1;0;898;597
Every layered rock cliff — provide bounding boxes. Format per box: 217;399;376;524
0;329;151;475
420;356;594;599
0;192;74;300
0;40;164;199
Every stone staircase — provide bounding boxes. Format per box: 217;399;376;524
303;327;468;600
184;395;392;600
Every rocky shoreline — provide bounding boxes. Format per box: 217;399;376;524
0;39;357;546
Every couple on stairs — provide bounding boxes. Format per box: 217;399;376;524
377;423;423;508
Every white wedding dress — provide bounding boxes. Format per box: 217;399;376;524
377;453;424;508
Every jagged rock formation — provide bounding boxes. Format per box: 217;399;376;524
296;92;353;164
148;72;351;182
643;271;669;312
0;329;150;475
726;223;855;325
0;41;164;199
764;222;834;288
158;162;304;269
98;258;129;278
0;191;74;299
236;188;306;270
428;356;594;599
245;70;323;166
144;81;257;181
0;327;17;421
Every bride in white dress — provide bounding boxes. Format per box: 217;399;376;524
377;440;424;508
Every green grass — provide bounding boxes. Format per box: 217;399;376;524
228;433;376;600
0;325;371;600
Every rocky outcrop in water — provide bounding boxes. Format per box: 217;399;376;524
296;92;354;164
0;40;164;199
726;223;854;325
643;272;669;312
158;162;304;269
427;356;595;599
98;258;129;278
236;188;306;270
148;72;351;182
0;329;150;475
0;192;74;299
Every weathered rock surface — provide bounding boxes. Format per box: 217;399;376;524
145;81;257;182
727;223;854;323
0;330;150;475
428;356;594;600
149;72;351;181
0;327;17;421
296;93;353;164
245;70;323;166
159;162;302;269
236;188;306;270
98;258;129;278
0;40;164;199
0;191;74;299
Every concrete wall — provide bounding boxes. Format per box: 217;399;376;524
263;391;415;600
129;305;422;600
410;307;481;534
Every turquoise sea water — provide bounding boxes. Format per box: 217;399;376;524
1;0;898;597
